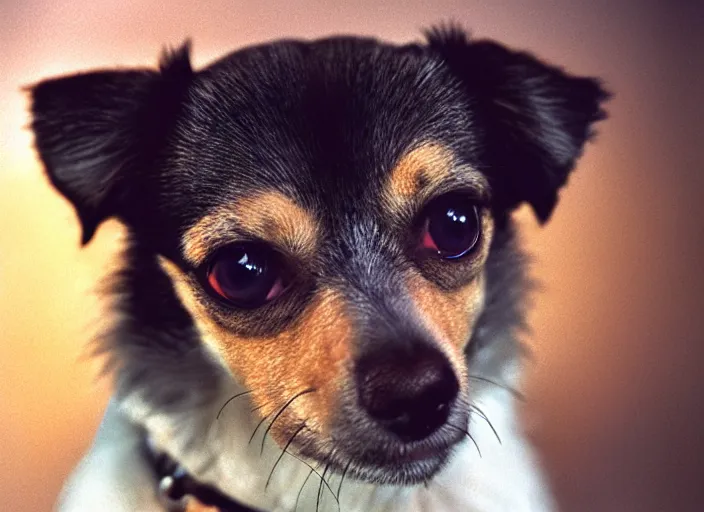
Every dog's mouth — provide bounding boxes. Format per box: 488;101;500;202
291;413;469;486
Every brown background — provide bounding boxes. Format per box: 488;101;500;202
1;1;702;511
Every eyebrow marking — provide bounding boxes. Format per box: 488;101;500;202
388;141;455;199
182;190;319;265
383;140;488;215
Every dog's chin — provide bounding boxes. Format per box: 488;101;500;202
296;427;464;487
347;447;454;486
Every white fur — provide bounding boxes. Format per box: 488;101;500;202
58;364;555;512
56;400;163;511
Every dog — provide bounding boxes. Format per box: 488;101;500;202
30;24;608;512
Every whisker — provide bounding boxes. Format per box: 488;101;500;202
447;422;482;458
467;431;482;458
287;452;339;504
336;458;353;501
468;375;525;401
216;390;252;419
250;402;268;414
265;423;307;490
316;454;334;512
470;404;502;445
471;434;482;458
295;468;315;512
316;464;326;512
249;412;273;445
261;388;317;455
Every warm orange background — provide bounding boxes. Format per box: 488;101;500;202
1;2;702;511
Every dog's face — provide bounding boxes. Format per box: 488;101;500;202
30;27;607;485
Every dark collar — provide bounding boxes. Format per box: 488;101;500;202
148;440;261;512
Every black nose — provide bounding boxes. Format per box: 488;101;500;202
355;344;459;442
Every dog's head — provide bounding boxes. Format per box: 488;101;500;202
30;26;608;485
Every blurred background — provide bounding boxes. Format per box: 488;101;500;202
1;1;702;511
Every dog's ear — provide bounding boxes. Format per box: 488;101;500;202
29;42;193;244
425;25;610;223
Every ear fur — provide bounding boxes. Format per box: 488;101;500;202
29;42;193;244
425;24;610;223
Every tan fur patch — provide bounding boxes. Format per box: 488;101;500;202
385;141;454;207
159;257;352;444
185;499;218;512
383;140;486;215
407;272;485;387
405;212;495;384
182;190;319;266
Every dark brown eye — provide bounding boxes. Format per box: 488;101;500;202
205;243;287;308
419;193;481;259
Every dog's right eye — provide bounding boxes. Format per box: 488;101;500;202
203;243;288;309
418;192;481;260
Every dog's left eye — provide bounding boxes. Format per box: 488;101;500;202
418;193;481;259
204;243;287;308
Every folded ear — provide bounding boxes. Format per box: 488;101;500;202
29;42;193;244
425;25;610;223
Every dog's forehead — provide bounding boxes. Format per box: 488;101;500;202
161;38;480;229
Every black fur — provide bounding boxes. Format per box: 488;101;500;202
426;24;610;222
31;43;194;244
98;237;224;412
29;25;609;485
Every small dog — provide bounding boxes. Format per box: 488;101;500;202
30;25;608;512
